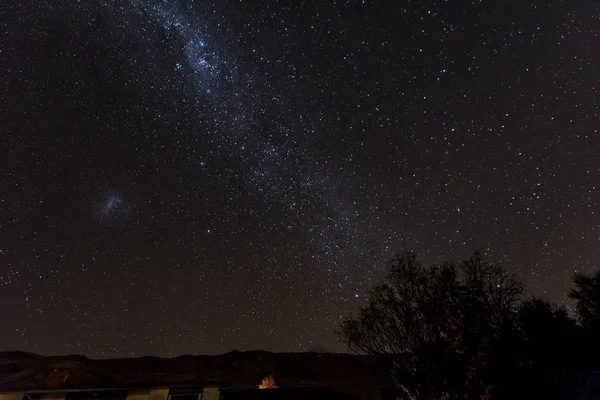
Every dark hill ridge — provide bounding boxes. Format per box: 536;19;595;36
0;351;395;400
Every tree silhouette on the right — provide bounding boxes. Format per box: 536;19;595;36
337;252;524;399
568;270;600;399
569;270;600;333
337;253;600;399
516;299;580;400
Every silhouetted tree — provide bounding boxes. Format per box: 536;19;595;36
338;255;600;399
567;270;600;398
516;299;581;399
570;270;600;332
337;253;522;400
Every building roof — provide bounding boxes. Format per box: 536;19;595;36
220;387;359;400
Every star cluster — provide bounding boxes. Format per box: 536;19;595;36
2;0;600;357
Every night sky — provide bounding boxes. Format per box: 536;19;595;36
2;0;600;358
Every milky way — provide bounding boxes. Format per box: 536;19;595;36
2;0;600;357
124;0;385;268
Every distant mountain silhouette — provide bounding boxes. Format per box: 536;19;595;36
0;351;395;400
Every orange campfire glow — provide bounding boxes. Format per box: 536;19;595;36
258;375;278;389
